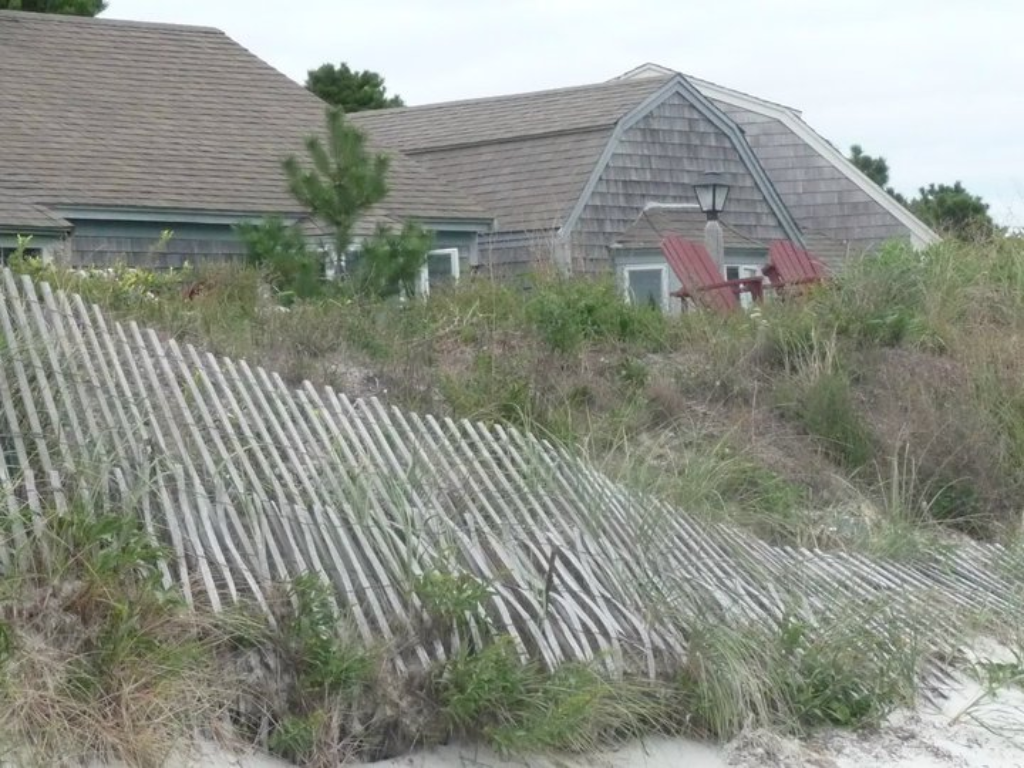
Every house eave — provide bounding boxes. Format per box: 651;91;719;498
50;205;303;226
406;217;494;233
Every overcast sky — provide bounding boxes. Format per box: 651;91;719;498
107;1;1022;227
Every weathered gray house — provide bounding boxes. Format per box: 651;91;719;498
351;63;937;305
0;10;492;272
0;11;936;308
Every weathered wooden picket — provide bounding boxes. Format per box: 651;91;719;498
0;268;1020;674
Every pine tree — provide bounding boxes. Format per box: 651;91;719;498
283;107;390;257
0;0;106;15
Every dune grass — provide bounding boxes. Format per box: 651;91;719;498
18;236;1022;546
3;235;1024;764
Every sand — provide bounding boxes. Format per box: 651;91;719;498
88;644;1024;768
180;676;1024;768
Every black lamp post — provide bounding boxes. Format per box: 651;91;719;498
694;171;731;272
693;171;731;221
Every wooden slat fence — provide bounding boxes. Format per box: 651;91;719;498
0;268;1020;675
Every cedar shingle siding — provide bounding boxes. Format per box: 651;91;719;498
355;72;935;273
714;101;912;253
572;93;789;271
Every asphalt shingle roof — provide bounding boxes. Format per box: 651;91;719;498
354;70;929;248
0;11;488;224
0;194;71;233
350;79;668;231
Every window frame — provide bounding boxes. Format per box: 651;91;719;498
622;264;669;311
417;247;460;296
725;263;763;309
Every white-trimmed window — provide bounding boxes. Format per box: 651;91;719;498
417;247;460;296
725;264;761;309
622;265;668;311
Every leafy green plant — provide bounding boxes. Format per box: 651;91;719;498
237;216;326;303
268;711;326;765
437;638;676;754
413;570;492;636
524;275;668;353
350;221;433;298
488;663;672;754
283;107;389;258
437;636;532;736
283;574;374;698
776;614;915;728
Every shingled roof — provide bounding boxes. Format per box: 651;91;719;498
0;11;489;225
0;194;72;234
350;79;667;231
351;69;937;249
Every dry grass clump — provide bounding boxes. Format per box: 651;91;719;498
0;504;237;767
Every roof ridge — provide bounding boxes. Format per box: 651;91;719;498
405;125;614;155
0;8;223;35
351;75;671;118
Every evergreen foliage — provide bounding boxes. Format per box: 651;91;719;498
306;62;404;112
283;107;390;259
0;0;105;14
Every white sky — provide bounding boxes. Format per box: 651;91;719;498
107;0;1023;227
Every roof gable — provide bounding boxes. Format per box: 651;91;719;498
661;66;939;247
0;10;488;225
560;76;804;245
710;95;939;247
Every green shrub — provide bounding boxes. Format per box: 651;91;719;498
268;711;325;765
349;222;433;298
413;570;492;636
283;574;374;698
778;367;875;470
828;241;929;347
237;217;326;304
437;637;673;754
438;636;532;736
677;605;923;739
777;612;919;728
524;276;667;353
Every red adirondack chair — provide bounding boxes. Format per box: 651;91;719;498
762;241;828;292
661;235;763;313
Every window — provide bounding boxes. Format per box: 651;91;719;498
726;264;762;309
0;246;41;265
623;266;667;310
417;248;460;296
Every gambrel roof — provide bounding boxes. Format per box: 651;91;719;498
0;10;490;227
352;74;804;243
685;74;939;248
352;68;939;251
